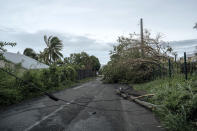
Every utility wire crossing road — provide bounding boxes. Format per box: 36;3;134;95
0;78;165;131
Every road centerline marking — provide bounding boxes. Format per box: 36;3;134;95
73;85;83;90
24;100;73;131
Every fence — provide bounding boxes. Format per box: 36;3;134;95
76;69;97;80
158;52;197;80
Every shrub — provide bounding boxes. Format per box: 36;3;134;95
0;69;16;88
40;68;51;89
49;66;60;87
66;66;77;81
0;64;90;106
134;76;197;131
0;88;23;106
19;70;43;98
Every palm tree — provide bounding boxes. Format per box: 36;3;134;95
43;35;63;64
38;49;49;64
23;48;38;60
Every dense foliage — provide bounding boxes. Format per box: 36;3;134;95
41;35;63;64
64;52;101;71
23;48;38;60
134;76;197;131
103;31;172;83
0;39;100;106
0;65;84;106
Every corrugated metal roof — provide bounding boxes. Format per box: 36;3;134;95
1;51;49;69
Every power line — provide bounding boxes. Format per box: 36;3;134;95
0;67;59;101
0;67;134;113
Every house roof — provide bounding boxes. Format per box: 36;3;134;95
1;51;49;69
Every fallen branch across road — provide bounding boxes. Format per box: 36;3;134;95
132;94;155;100
116;88;157;110
129;95;157;110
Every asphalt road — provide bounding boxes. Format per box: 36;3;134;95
0;78;165;131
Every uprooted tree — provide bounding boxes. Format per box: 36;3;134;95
102;30;173;83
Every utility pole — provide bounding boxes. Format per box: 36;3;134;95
140;18;144;57
184;52;188;80
175;54;177;63
168;58;172;78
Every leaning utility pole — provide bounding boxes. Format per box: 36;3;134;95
140;18;144;57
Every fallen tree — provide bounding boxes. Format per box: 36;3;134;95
116;87;157;110
103;30;173;83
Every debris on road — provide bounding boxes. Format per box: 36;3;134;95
116;87;157;110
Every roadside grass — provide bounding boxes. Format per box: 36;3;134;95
0;67;96;107
133;75;197;131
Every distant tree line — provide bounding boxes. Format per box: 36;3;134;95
64;52;100;72
23;35;100;72
0;35;101;106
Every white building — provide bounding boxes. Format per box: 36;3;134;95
0;51;49;69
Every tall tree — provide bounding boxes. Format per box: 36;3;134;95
103;30;173;83
64;52;100;71
38;49;49;64
43;35;63;64
23;48;38;60
90;55;101;71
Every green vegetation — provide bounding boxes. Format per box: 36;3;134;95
102;28;197;130
0;63;97;106
0;37;100;107
23;48;38;60
42;35;63;64
133;76;197;131
23;35;63;65
102;30;172;83
22;36;101;72
64;52;100;72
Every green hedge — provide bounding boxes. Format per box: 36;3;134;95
0;88;23;105
0;65;79;106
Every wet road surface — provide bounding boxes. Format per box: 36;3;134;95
0;78;165;131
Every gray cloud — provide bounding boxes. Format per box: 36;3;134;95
1;28;197;64
0;29;115;64
0;0;197;64
169;39;197;57
0;0;196;42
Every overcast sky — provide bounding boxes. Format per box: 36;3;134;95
0;0;197;64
